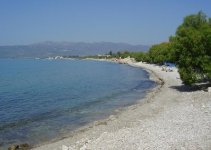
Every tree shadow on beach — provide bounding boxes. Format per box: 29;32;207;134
170;83;211;92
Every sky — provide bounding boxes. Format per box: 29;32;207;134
0;0;211;46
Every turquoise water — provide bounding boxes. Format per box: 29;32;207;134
0;59;155;149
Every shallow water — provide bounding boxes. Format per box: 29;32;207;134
0;59;155;149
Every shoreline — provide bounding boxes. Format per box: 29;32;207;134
31;60;162;149
33;61;211;150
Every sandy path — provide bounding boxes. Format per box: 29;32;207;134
33;62;211;150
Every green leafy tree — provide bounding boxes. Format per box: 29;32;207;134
172;11;211;85
132;52;149;62
148;42;174;64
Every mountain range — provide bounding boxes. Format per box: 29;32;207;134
0;41;149;58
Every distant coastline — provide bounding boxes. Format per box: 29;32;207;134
0;42;149;58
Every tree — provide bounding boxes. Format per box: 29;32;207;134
148;42;174;64
108;51;113;56
132;52;149;62
172;11;211;85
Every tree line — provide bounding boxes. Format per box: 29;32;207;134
109;11;211;85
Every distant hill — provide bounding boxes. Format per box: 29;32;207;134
0;41;149;58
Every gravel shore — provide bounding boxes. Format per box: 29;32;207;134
33;62;211;150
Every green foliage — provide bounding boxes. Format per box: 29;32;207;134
132;52;150;62
109;11;211;85
182;11;207;28
110;51;150;62
148;42;174;64
172;11;211;85
83;12;211;86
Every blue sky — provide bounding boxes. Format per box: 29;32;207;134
0;0;211;45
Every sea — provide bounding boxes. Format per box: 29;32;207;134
0;58;156;149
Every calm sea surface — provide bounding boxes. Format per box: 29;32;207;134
0;59;155;149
